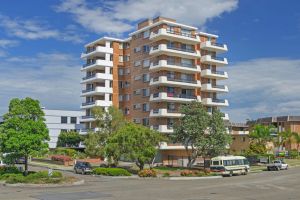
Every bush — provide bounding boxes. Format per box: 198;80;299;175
138;169;157;177
51;155;72;162
162;172;170;177
93;168;131;176
289;150;299;159
180;170;194;177
0;166;20;175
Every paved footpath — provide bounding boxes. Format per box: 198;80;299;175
0;166;300;200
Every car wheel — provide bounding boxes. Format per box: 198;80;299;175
285;166;288;170
229;171;233;177
81;169;85;175
276;167;280;171
74;169;77;174
244;169;248;175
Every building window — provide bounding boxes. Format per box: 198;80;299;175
119;55;123;62
142;74;150;82
123;55;130;62
70;117;77;124
134;89;141;95
124;108;130;115
133;118;141;124
133;104;141;110
143;45;150;52
142;118;149;126
143;30;150;38
134;46;141;53
118;68;124;75
142;103;149;112
143;59;150;67
61;116;68;124
134;75;142;81
125;94;130;101
134;60;141;67
142;88;150;97
242;137;246;142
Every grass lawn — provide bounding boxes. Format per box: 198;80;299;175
284;158;300;166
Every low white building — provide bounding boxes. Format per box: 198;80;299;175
43;109;84;149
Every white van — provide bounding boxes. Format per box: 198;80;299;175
210;156;250;176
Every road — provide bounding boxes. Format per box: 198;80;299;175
0;167;299;200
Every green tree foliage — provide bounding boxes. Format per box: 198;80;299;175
105;123;162;170
56;130;81;148
249;124;275;154
0;98;49;175
173;101;230;168
292;133;300;153
84;106;126;158
277;130;295;150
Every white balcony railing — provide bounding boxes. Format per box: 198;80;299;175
201;83;228;93
202;98;229;107
80;59;113;71
151;125;174;133
81;46;113;59
150;44;201;59
80;100;112;109
81;73;113;83
81;86;113;96
150;76;201;88
201;55;228;66
150;109;184;118
150;29;200;44
150;92;201;102
201;69;228;79
200;41;228;53
149;60;201;73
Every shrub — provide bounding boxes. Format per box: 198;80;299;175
93;168;131;176
289;150;299;159
0;166;20;175
138;169;157;177
51;155;72;162
3;174;26;184
180;170;194;177
162;172;170;177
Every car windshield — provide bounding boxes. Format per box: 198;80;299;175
82;162;91;167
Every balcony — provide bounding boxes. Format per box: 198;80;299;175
80;115;95;122
201;83;228;93
200;41;228;53
150;92;201;103
81;73;113;84
150;109;184;118
81;86;113;97
202;98;229;107
81;46;113;59
201;55;228;66
222;113;230;121
150;76;201;89
80;59;113;71
149;44;201;59
80;100;112;109
79;127;101;135
151;125;174;133
149;60;201;73
201;69;228;80
149;29;199;44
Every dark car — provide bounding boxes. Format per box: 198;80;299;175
74;161;92;175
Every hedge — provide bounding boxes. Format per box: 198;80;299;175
92;168;131;176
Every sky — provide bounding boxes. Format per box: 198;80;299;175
0;0;300;122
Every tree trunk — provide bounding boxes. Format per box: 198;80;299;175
24;155;28;176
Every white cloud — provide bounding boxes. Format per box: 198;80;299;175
0;39;19;48
0;53;82;114
55;0;238;34
0;14;84;43
225;58;300;122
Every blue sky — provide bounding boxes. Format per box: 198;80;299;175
0;0;300;122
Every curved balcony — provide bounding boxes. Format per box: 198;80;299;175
149;44;201;59
80;115;95;122
202;98;229;107
150;76;201;89
201;69;228;80
200;41;228;53
150;109;184;118
149;60;201;73
80;100;112;109
150;92;201;103
151;125;174;133
81;73;113;84
81;86;113;97
201;83;228;93
149;29;199;44
201;55;228;66
81;46;113;59
80;59;113;71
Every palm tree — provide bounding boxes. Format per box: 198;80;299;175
292;133;300;154
249;124;274;153
277;130;295;151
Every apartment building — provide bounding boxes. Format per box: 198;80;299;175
80;16;229;162
255;116;300;151
43;109;84;149
227;122;250;155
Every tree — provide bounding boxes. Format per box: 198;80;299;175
57;130;81;147
84;106;126;158
206;109;232;157
105;123;162;170
292;132;300;153
249;124;274;154
277;130;295;151
173;101;210;168
0;98;49;175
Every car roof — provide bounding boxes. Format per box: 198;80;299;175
211;156;246;161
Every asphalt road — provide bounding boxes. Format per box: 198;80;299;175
0;166;300;200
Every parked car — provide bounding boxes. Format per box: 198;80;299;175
15;157;26;164
267;160;288;171
74;161;92;175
